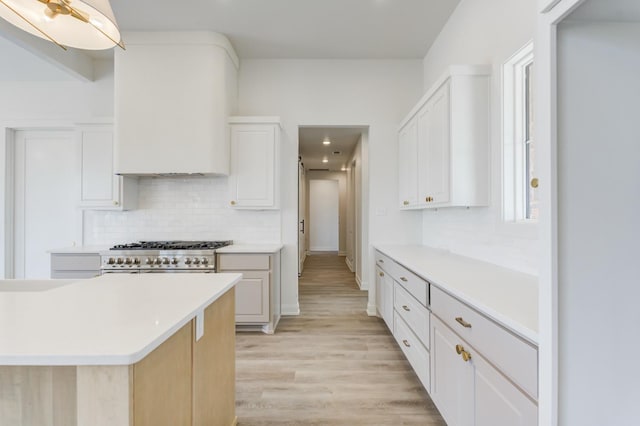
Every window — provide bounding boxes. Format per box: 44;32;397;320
503;41;537;222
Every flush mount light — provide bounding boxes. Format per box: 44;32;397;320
322;138;331;145
0;0;124;50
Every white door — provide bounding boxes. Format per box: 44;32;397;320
309;179;339;252
298;161;306;274
13;130;81;279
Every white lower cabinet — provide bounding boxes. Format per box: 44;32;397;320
375;266;393;330
50;253;101;279
431;315;537;426
217;252;281;334
394;311;430;392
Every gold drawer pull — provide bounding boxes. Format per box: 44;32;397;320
400;277;408;282
379;272;384;277
402;305;410;312
455;317;472;328
403;200;409;206
230;200;237;206
378;259;384;263
402;339;411;348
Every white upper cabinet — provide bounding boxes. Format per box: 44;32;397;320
78;125;137;210
114;32;239;176
228;117;281;209
398;66;490;209
398;116;419;209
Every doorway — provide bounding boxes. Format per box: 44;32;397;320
309;179;339;252
10;129;81;278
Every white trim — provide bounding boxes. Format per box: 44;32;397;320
355;274;362;289
502;41;535;224
345;256;354;272
280;303;300;316
338;250;347;256
366;303;377;316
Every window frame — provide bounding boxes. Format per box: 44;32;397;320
503;41;536;224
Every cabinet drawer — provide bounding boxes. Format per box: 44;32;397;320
394;283;430;349
431;285;538;399
51;254;101;271
394;264;428;307
218;254;270;271
394;311;430;392
374;251;398;275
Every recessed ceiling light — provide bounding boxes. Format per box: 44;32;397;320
322;158;329;163
341;167;347;171
323;138;331;145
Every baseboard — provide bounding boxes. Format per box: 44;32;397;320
366;303;377;316
281;303;300;316
338;251;347;256
360;280;369;290
345;257;353;272
309;247;338;252
355;274;362;289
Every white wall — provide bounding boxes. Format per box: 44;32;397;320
238;59;424;315
306;170;347;254
556;20;640;426
420;0;539;275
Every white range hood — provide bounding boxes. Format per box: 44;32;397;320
114;32;239;176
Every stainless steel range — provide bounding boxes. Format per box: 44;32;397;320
100;241;233;274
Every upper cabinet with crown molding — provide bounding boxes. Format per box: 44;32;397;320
398;66;490;210
114;32;239;176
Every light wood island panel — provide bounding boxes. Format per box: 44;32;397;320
0;287;236;426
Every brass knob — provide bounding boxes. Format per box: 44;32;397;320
113;200;119;205
403;200;409;206
425;196;429;202
379;272;384;277
461;350;472;362
530;177;539;188
230;200;236;206
455;344;464;355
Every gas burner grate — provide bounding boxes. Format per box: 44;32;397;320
110;241;233;250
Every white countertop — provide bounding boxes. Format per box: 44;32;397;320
48;246;108;254
0;273;241;366
216;244;283;253
375;245;538;344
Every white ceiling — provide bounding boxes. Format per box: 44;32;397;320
0;0;460;80
299;127;364;172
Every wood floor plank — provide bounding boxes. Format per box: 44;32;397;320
236;253;445;425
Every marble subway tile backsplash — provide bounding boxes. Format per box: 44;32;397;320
83;176;281;246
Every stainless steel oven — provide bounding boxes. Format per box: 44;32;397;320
99;241;232;275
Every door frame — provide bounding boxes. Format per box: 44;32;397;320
0;120;83;278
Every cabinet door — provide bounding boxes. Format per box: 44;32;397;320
78;126;136;210
383;272;394;330
229;124;277;208
375;266;385;319
234;270;270;323
474;352;538;426
419;82;451;206
398;116;419;208
430;315;474;426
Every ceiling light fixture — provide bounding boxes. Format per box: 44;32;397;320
0;0;124;51
322;138;331;145
322;158;329;163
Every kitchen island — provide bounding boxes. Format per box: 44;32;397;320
0;273;241;426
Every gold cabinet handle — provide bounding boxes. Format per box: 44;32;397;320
400;277;408;282
455;317;472;328
530;177;539;188
379;272;384;277
230;200;237;206
455;344;472;362
378;259;384;263
402;339;411;348
402;305;410;312
403;200;409;206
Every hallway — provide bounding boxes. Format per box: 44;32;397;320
235;254;445;425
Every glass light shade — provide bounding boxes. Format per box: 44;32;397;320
0;0;122;50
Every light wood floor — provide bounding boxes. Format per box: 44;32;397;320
235;253;446;425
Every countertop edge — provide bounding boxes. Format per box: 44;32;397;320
374;244;539;345
216;244;284;253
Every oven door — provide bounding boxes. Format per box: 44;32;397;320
139;269;214;274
